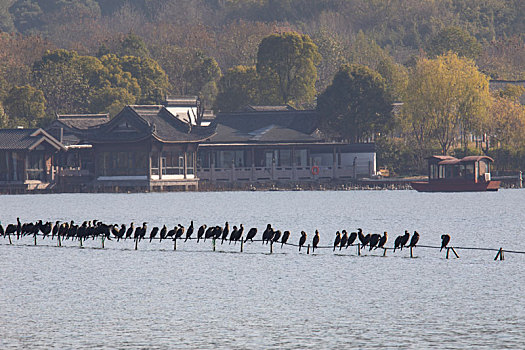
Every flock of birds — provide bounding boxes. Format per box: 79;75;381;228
0;217;454;253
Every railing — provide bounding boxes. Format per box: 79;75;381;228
197;164;372;182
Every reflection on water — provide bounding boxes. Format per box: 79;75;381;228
1;190;525;349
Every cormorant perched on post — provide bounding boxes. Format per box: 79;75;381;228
16;217;21;239
400;230;410;249
262;224;273;244
281;230;290;247
117;224;126;241
221;222;229;244
299;231;307;251
394;235;402;252
340;231;348;251
213;226;222;240
175;225;184;240
272;230;281;243
408;231;420;247
245;227;257;242
0;224;4;237
149;227;159;242
197;224;206;243
126;223;134;239
333;231;341;251
369;233;381;251
6;222;17;237
312;230;320;253
376;232;388;249
204;226;214;241
166;226;176;238
347;230;357;248
441;234;451;251
111;224;120;239
236;224;244;243
229;226;238;244
41;221;51;238
357;228;365;246
52;221;60;239
159;225;167;241
361;233;371;249
185;221;194;242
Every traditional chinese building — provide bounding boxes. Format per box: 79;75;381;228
0;128;65;192
196;105;376;183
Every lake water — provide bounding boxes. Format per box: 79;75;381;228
1;189;525;349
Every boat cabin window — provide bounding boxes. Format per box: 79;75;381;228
464;163;475;179
479;160;488;176
429;163;438;179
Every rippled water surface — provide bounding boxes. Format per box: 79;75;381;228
1;190;525;349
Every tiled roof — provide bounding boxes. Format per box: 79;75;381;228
0;129;64;150
240;105;296;112
56;114;110;130
87;105;216;143
206;109;321;144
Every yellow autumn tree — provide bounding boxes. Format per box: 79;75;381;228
482;96;525;152
402;52;491;158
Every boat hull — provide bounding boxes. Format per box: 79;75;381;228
411;180;501;192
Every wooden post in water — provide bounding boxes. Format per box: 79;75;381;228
410;246;414;258
270;241;273;254
58;234;61;247
212;238;216;252
101;237;105;249
34;234;37;246
358;243;361;256
174;238;177;251
79;237;83;247
446;247;450;259
451;247;459;258
494;247;504;261
383;248;387;257
240;239;244;253
8;234;12;245
134;239;138;250
307;244;310;255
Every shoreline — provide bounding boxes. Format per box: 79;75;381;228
0;177;521;195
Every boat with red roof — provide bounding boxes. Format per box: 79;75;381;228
411;155;500;192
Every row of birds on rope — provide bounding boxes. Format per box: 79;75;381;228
0;218;453;253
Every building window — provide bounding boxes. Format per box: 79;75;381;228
98;151;148;176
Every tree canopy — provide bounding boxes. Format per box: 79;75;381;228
256;32;320;106
317;64;392;143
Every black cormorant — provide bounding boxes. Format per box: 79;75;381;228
221;222;229;244
340;230;348;251
440;234;450;251
150;227;159;242
245;227;257;242
312;230;320;253
347;231;357;248
299;231;307;251
408;231;420;247
376;232;388;249
196;224;206;243
369;233;381;251
333;231;341;251
185;221;194;242
281;230;290;247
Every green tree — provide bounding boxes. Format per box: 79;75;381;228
256;32;320;106
4;84;46;126
402;53;491;158
117;32;150;58
317;64;392;143
427;26;482;59
118;55;169;104
32;49;103;113
90;86;135;117
215;65;260;112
